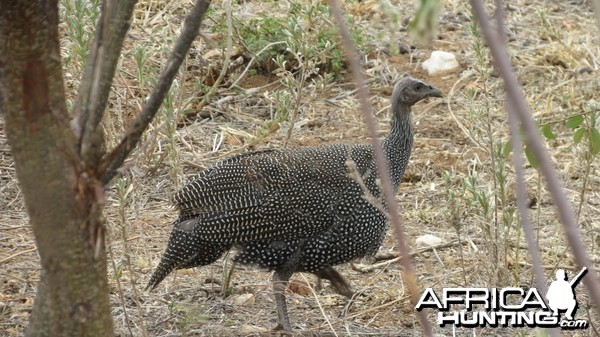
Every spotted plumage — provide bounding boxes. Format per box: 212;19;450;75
146;76;443;331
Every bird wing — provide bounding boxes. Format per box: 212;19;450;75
174;144;375;243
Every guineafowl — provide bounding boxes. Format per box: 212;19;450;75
147;76;443;330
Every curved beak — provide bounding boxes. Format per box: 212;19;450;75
428;85;443;98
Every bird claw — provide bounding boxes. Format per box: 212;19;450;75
272;322;293;333
313;267;355;298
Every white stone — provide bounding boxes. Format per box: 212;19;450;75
422;51;459;76
231;293;255;306
416;234;443;247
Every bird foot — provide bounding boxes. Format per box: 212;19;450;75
313;267;355;298
272;322;293;333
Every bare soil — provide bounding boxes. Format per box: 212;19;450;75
1;0;599;336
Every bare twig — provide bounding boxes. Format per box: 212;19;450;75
506;96;560;337
299;274;338;336
592;0;600;30
195;0;233;113
99;0;212;185
517;262;598;273
345;159;388;216
76;0;138;168
284;60;306;148
344;296;406;320
327;0;433;335
117;193;148;337
446;71;485;151
354;240;465;273
106;233;134;337
494;0;506;44
538;109;600;128
228;41;287;89
470;0;600;319
0;247;37;264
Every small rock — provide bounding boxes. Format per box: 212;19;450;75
239;325;268;334
287;280;312;296
398;43;412;54
422;51;459;76
416;234;443;247
545;54;569;69
230;293;255;306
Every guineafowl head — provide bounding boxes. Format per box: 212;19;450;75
392;76;442;109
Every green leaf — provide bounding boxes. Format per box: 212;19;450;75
541;125;557;140
503;140;512;157
565;115;584;129
525;145;538;169
590;128;600;155
573;128;586;144
408;0;442;42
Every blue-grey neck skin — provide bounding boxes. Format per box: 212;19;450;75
382;97;414;190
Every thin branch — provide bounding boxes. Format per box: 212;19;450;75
99;0;212;185
538;109;600;128
106;233;134;337
488;4;558;336
355;240;467;273
327;0;433;335
470;0;600;318
446;72;486;151
0;247;37;264
506;98;560;337
345;159;388;216
76;0;138;168
228;41;287;89
592;0;600;30
284;59;306;148
299;274;339;337
194;0;233;114
493;0;506;44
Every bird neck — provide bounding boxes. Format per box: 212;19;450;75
382;105;414;189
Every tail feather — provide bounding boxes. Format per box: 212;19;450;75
146;223;230;290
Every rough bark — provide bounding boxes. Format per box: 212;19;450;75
0;1;113;336
1;0;212;334
100;0;212;184
76;0;138;170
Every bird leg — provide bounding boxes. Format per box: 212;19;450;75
272;268;293;331
313;267;354;298
271;241;306;331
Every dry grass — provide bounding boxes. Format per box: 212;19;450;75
1;0;600;336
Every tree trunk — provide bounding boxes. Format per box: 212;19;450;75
0;2;113;336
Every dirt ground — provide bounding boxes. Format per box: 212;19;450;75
1;0;600;336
